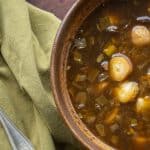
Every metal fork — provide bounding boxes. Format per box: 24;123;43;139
0;108;34;150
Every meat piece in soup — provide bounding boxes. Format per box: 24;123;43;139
67;0;150;150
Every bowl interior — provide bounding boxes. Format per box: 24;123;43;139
50;0;115;150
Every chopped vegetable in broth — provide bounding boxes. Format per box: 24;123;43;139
67;0;150;149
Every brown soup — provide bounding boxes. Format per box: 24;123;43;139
67;0;150;149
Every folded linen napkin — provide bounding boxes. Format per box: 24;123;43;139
0;0;78;149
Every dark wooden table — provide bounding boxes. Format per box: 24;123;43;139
28;0;76;20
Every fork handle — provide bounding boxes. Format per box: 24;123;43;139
0;108;34;150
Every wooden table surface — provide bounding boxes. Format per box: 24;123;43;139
28;0;76;20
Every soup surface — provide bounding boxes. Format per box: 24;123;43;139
67;0;150;149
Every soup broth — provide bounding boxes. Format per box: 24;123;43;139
67;0;150;149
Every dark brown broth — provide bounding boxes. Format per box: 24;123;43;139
67;0;150;149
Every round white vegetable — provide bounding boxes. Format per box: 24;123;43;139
131;25;150;46
136;96;150;114
109;54;133;81
114;81;139;103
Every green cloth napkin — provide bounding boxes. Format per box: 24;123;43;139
0;0;78;149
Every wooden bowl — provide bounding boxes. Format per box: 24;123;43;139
50;0;114;149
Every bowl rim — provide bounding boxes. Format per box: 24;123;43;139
50;0;115;150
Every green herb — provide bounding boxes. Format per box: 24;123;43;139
96;123;106;137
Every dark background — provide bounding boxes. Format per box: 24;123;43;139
28;0;76;19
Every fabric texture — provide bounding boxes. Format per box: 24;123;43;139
0;0;78;149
